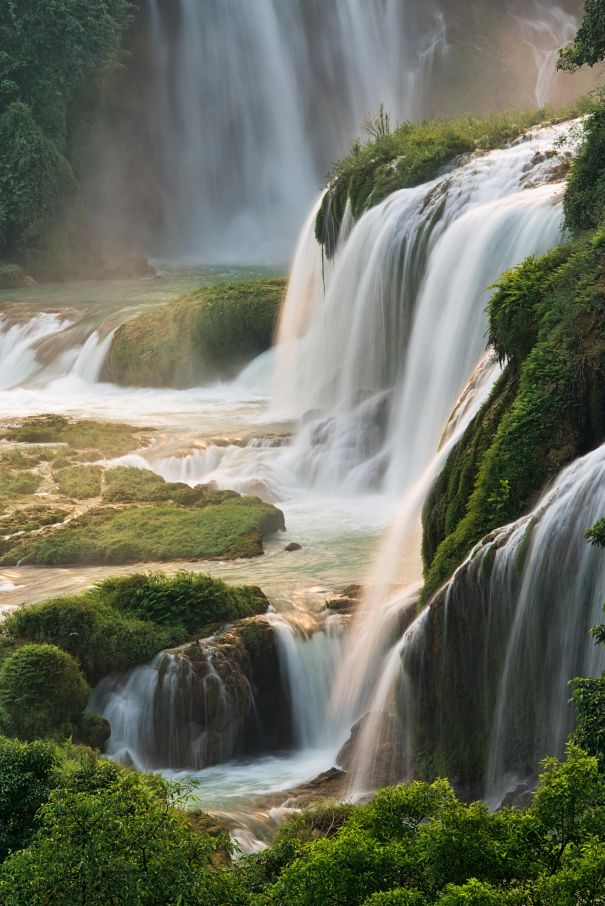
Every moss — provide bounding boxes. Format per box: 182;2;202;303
316;100;596;254
0;469;41;501
53;465;102;500
0;495;285;566
423;228;605;599
103;278;286;388
1;416;145;457
102;466;213;505
0;506;69;536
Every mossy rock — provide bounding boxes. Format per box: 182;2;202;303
1;416;147;457
0;506;69;536
103;277;286;388
6;571;270;684
0;495;285;566
316;100;595;254
102;466;213;505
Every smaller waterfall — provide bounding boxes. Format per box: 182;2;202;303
514;2;577;106
71;329;117;383
0;314;70;390
91;644;255;771
267;613;345;752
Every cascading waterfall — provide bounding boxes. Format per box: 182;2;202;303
514;1;578;106
91;644;256;771
276;121;577;495
92;614;346;773
374;444;605;801
143;0;446;262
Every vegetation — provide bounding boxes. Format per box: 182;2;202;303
104;278;287;388
315;102;594;253
0;644;89;741
4;572;269;684
558;0;605;72
0;738;603;904
0;0;132;277
53;464;102;499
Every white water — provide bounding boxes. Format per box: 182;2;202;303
485;445;605;795
515;1;577;106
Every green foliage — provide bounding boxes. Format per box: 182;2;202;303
0;469;40;501
558;0;605;71
53;464;102;499
5;571;268;683
245;748;605;905
564;101;605;233
0;494;284;566
0;737;57;861
0;0;131;265
0;769;240;905
104;278;287;388
0;644;89;740
0;263;25;288
315;103;594;252
423;228;605;597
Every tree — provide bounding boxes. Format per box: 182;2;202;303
0;771;242;906
0;644;89;740
558;0;605;71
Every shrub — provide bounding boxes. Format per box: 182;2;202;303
6;572;269;683
0;644;89;740
0;737;57;861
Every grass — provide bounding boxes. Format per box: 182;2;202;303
0;496;285;566
316;99;596;253
102;466;214;505
53;465;102;500
103;278;287;388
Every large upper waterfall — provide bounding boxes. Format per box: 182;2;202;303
87;0;587;264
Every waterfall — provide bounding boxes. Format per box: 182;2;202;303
90;645;256;771
364;444;605;800
484;445;605;795
514;1;578;106
0;314;70;390
141;0;446;262
276;120;577;495
70;329;117;383
267;613;345;752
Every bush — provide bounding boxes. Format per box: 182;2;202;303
0;770;240;905
0;645;89;740
564;101;605;233
0;263;26;289
6;572;269;683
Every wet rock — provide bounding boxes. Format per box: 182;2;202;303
336;712;407;789
499;783;535;811
325;583;362;613
284;542;302;551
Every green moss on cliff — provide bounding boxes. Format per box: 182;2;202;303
103;278;286;388
1;416;144;457
423;228;605;599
